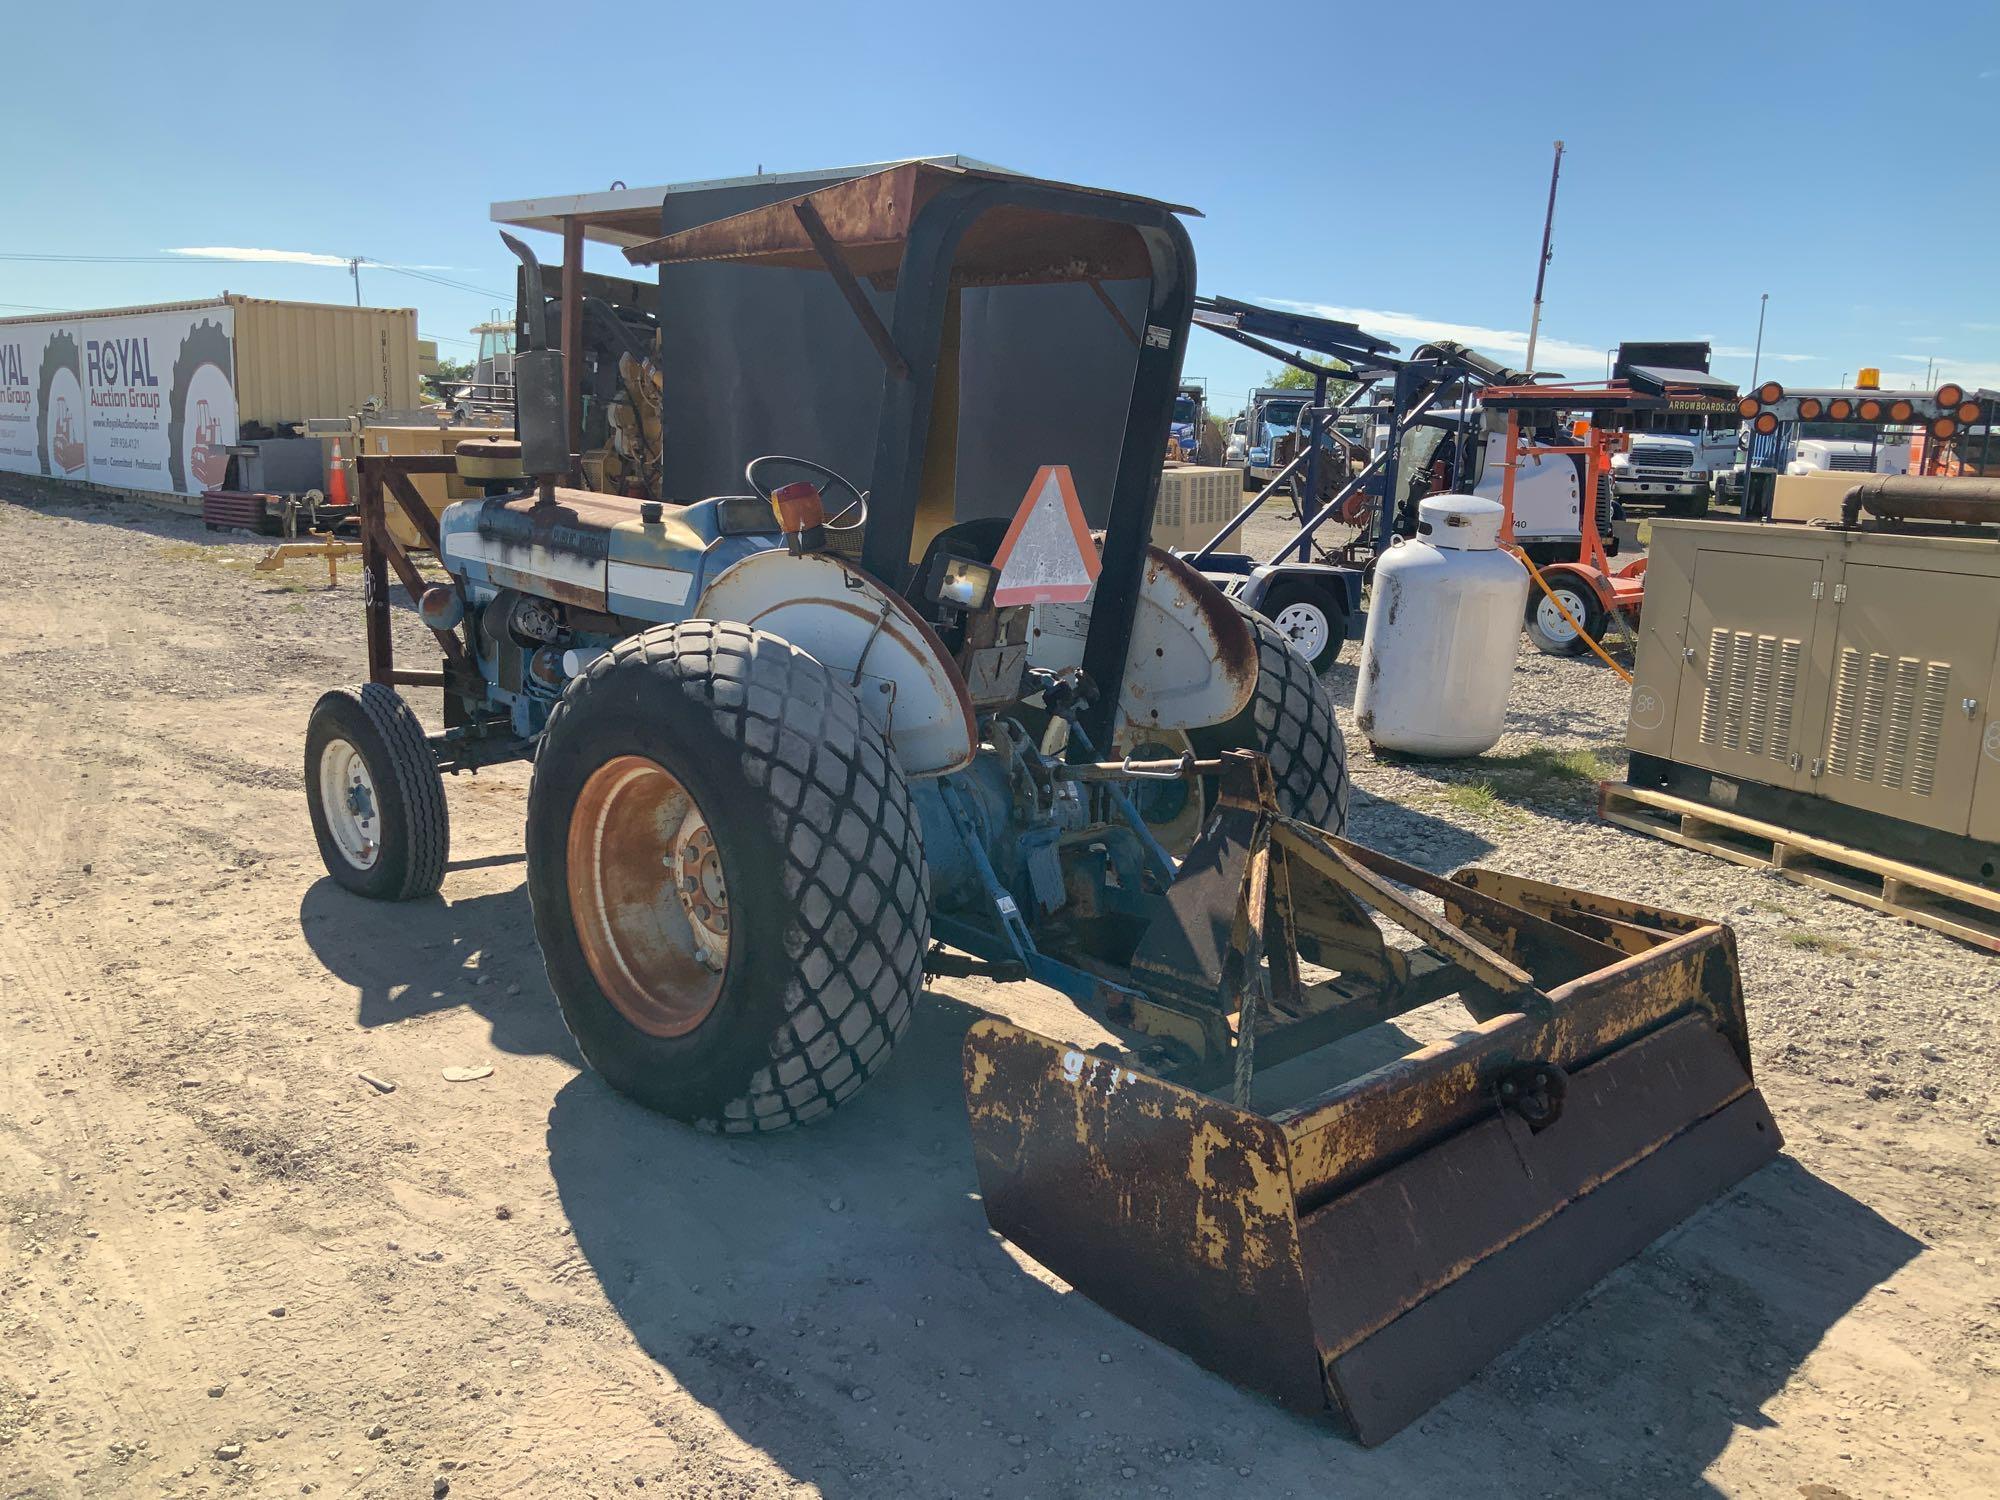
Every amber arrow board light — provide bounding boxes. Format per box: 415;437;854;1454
992;464;1100;606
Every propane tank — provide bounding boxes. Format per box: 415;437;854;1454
1354;494;1529;757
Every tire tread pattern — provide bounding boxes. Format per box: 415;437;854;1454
353;683;449;900
1203;598;1350;834
541;621;928;1133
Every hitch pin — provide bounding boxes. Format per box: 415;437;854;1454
1121;750;1198;780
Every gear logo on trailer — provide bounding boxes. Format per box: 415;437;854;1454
168;319;235;494
37;331;87;477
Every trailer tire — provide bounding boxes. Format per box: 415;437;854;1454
305;684;450;901
525;621;928;1133
1191;598;1349;835
1258;576;1348;672
1524;571;1605;657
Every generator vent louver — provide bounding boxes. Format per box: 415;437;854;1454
1698;628;1802;762
1824;647;1949;795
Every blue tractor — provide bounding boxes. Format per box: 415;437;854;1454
302;161;1776;1445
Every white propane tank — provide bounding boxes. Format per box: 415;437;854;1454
1354;494;1529;757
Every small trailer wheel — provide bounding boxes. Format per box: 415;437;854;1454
1258;577;1348;672
305;684;450;900
1524;575;1605;657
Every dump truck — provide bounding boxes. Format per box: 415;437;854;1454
302;160;1780;1444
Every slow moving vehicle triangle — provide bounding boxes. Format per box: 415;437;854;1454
992;464;1099;606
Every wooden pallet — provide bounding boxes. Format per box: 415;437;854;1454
1599;782;2000;953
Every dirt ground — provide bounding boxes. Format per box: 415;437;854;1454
2;486;1995;1500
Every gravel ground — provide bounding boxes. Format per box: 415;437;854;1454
1;483;1995;1499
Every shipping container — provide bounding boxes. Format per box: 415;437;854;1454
0;296;420;499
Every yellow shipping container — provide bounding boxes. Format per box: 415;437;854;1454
229;297;421;425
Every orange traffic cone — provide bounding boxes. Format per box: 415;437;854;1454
327;438;350;508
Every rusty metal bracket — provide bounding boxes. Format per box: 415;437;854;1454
1086;277;1140;348
1272;819;1538;1000
794;199;910;381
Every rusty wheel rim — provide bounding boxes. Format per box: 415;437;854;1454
566;755;728;1037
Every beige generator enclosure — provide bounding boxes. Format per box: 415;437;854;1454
1613;477;2000;947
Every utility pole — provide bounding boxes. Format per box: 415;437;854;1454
349;257;363;307
1522;140;1564;380
1749;292;1768;389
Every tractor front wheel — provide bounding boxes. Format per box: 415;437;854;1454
305;684;449;901
526;621;929;1132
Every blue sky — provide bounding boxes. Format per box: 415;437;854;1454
8;1;1997;412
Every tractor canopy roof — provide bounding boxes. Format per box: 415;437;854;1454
620;161;1201;723
623;160;1197;287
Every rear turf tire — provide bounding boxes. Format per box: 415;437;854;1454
305;684;449;900
526;621;929;1132
1191;598;1350;835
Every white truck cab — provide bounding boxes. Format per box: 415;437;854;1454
1787;434;1912;476
1609;429;1736;509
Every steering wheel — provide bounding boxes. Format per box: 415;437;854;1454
744;455;868;532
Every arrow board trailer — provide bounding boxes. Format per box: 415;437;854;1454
309;160;1781;1447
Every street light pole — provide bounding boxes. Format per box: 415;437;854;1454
349;258;363;307
1749;292;1768;390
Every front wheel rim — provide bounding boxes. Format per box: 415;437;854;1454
1273;600;1330;662
319;739;382;870
1536;591;1589;644
566;755;727;1038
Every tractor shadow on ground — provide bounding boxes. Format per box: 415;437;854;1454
543;986;1923;1498
1343;785;1499;867
296;876;579;1063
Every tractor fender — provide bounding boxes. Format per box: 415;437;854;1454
694;550;977;778
1026;546;1257;734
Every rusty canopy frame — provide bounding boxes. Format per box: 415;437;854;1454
355;453;483;705
624;161;1199;751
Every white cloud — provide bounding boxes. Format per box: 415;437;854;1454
167;245;354;267
1875;359;2000;389
1263;298;1609;373
1264;300;1817;375
1709;343;1816;363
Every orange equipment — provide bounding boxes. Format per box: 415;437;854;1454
1481;371;1740;657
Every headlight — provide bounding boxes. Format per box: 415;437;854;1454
932;556;997;611
1610;453;1629;470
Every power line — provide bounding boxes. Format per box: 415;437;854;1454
367;262;513;302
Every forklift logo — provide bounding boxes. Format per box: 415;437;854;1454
188;397;228;489
993;465;1099;606
42;348;87;477
50;394;85;473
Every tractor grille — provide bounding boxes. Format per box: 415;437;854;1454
1628;445;1692;470
1825;452;1875;473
